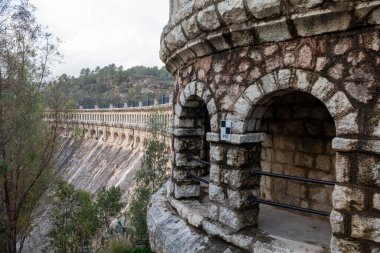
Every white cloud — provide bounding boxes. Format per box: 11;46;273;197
30;0;170;77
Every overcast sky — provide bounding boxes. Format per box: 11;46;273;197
30;0;169;77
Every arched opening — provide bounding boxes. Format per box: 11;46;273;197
121;133;126;143
106;131;111;141
136;136;140;146
113;132;119;143
90;129;96;138
177;95;211;202
251;91;335;249
128;135;134;146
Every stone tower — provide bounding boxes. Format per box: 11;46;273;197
148;1;380;252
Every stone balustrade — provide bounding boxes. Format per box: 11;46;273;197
45;104;173;149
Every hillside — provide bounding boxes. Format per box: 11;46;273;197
45;65;174;109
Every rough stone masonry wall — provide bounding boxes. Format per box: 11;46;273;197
259;92;336;213
158;0;380;252
169;28;380;252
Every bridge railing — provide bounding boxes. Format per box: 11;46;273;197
44;104;173;133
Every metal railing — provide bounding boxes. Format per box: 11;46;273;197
187;155;210;166
251;171;335;185
251;197;330;216
182;156;334;216
186;172;209;184
251;169;335;216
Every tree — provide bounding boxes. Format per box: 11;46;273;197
46;181;99;253
127;111;170;244
96;186;123;232
0;1;60;252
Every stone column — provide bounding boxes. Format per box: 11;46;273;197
207;133;265;231
330;137;380;252
171;128;206;199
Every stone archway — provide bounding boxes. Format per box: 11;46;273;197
172;81;217;199
225;69;363;250
228;69;358;136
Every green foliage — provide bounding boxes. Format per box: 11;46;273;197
43;65;173;109
96;187;123;230
127;112;170;245
46;182;125;253
46;181;99;253
99;238;152;253
0;1;60;252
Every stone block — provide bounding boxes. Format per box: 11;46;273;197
165;25;187;51
209;183;225;204
293;10;351;37
315;155;331;171
227;188;257;209
231;30;255;48
230;133;266;144
330;236;361;253
356;154;380;187
218;206;257;231
294;69;314;91
351;215;380;242
182;15;201;40
295;152;314;168
310;77;335;101
330;210;345;235
255;18;292;42
297;137;325;153
309;185;332;204
274;135;296;150
335;152;351;183
197;5;221;31
208;202;219;221
275;150;294;164
174;184;200;199
332;185;365;212
373;192;380;211
175;153;200;167
336;112;359;135
290;0;323;9
369;6;380;25
227;147;248;167
222;168;256;189
210;163;221;183
247;0;281;19
174;137;202;151
173;116;194;128
217;0;248;25
286;182;306;197
210;144;224;163
325;91;354;118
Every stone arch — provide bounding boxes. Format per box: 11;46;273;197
121;133;126;143
173;81;216;200
175;81;218;132
228;69;357;136
113;132;119;143
105;131;111;141
223;69;359;248
90;129;96;138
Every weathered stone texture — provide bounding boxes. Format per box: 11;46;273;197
161;1;380;252
351;215;380;242
332;186;365;212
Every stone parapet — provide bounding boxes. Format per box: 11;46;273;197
162;0;380;73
